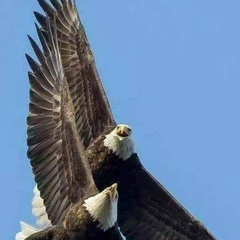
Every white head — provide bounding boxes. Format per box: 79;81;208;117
103;124;135;160
83;183;118;231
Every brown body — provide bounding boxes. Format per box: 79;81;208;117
26;225;122;240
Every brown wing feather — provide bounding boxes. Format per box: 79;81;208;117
35;0;116;149
118;154;216;240
27;18;96;225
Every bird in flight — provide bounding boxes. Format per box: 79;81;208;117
19;0;216;239
17;16;124;240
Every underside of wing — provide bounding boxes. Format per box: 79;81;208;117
34;0;116;149
118;154;216;240
26;18;96;225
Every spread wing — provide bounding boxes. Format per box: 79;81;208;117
117;154;216;240
34;0;116;149
26;18;97;225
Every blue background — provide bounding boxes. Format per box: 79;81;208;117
1;1;239;239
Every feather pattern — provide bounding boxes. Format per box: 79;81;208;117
35;0;116;149
29;1;216;239
26;15;96;225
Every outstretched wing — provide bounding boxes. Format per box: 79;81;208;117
26;18;97;225
34;0;116;149
117;154;216;240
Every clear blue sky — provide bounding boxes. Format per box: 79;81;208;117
0;0;239;239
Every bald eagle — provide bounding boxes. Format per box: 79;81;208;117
19;184;123;240
17;185;123;240
30;0;216;239
23;16;123;240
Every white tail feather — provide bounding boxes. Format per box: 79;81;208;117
31;185;51;228
36;214;51;228
15;232;26;240
15;222;39;240
32;205;46;217
32;195;44;208
16;185;52;239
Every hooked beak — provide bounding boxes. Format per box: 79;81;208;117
107;183;118;201
116;125;131;137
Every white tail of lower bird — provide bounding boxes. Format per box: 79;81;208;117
31;185;51;229
15;185;52;240
15;222;39;240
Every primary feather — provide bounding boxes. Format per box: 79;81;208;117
22;5;123;240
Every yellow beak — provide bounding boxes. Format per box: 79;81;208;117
107;183;118;201
116;126;131;137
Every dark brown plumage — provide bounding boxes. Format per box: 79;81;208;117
31;0;216;239
34;0;116;149
26;217;123;240
26;14;123;240
86;135;215;240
